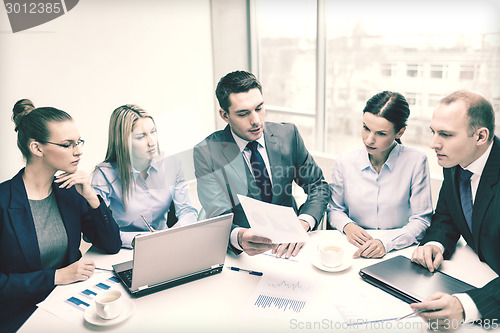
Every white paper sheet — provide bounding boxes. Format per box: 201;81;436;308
246;272;316;317
36;272;126;326
237;194;309;244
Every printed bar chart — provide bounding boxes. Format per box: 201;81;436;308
254;294;306;313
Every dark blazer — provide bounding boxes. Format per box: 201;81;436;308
194;122;330;252
420;136;500;320
0;169;121;332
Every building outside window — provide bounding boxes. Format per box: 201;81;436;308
459;64;479;80
430;64;448;79
406;64;420;78
253;0;500;176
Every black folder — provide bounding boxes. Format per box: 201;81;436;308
359;255;476;303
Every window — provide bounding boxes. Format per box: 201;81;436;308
428;94;441;107
255;0;317;146
381;63;394;77
406;64;420;78
406;93;418;106
253;0;500;176
430;64;448;79
459;64;478;80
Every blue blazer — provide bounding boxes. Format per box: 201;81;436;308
0;169;121;332
421;137;500;320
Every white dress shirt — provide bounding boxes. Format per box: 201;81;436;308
92;153;198;248
328;144;433;252
229;130;315;250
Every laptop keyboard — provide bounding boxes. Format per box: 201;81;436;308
117;268;133;288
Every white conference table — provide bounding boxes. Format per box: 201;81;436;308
20;230;499;333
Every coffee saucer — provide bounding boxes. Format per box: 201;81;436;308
84;299;135;327
311;255;353;272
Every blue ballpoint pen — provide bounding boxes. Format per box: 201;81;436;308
228;266;263;276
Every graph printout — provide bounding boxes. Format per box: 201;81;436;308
247;272;315;316
37;273;122;326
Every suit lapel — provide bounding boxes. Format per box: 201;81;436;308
220;126;258;199
264;124;282;204
8;170;42;271
472;138;500;244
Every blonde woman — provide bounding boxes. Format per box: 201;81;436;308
92;105;198;248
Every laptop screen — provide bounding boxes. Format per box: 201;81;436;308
130;214;233;291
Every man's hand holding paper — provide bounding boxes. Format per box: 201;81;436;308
237;195;310;258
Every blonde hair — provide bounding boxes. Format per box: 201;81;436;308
102;104;157;207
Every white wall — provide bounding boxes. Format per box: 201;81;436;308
0;0;215;181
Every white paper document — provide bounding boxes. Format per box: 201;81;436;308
36;272;125;326
247;272;316;316
237;194;309;244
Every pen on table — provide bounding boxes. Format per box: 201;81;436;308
140;214;155;232
95;267;113;272
228;266;263;276
262;252;298;262
396;309;428;321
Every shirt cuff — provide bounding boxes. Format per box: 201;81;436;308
175;213;198;227
230;227;243;251
423;241;445;254
453;293;481;323
298;214;315;231
120;231;145;249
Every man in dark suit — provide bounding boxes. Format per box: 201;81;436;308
411;90;500;327
194;71;329;258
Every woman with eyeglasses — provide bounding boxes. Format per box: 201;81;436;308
91;104;198;249
328;91;433;258
0;99;121;332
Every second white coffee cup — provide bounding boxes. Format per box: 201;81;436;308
319;245;343;267
94;290;124;320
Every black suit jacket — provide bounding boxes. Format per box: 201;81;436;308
194;122;330;252
0;169;121;332
420;136;500;319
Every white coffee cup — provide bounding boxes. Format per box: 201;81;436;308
94;290;123;320
319;245;343;268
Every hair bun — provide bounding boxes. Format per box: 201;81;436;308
12;99;35;131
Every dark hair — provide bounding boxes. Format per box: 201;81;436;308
12;99;73;160
215;70;262;112
363;91;410;144
440;90;495;142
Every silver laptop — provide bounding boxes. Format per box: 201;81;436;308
113;213;233;297
359;255;476;303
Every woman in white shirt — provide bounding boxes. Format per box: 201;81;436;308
92;104;198;248
328;91;432;258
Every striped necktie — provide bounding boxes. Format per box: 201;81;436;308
459;167;473;231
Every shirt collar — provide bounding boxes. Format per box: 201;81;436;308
464;141;493;176
230;129;266;153
131;153;162;176
359;143;401;172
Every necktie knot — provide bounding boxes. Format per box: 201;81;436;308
460;168;473;181
247;141;259;152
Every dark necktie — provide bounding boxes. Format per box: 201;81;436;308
459;167;474;231
247;141;273;203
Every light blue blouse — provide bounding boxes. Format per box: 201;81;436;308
92;154;198;248
327;144;432;252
